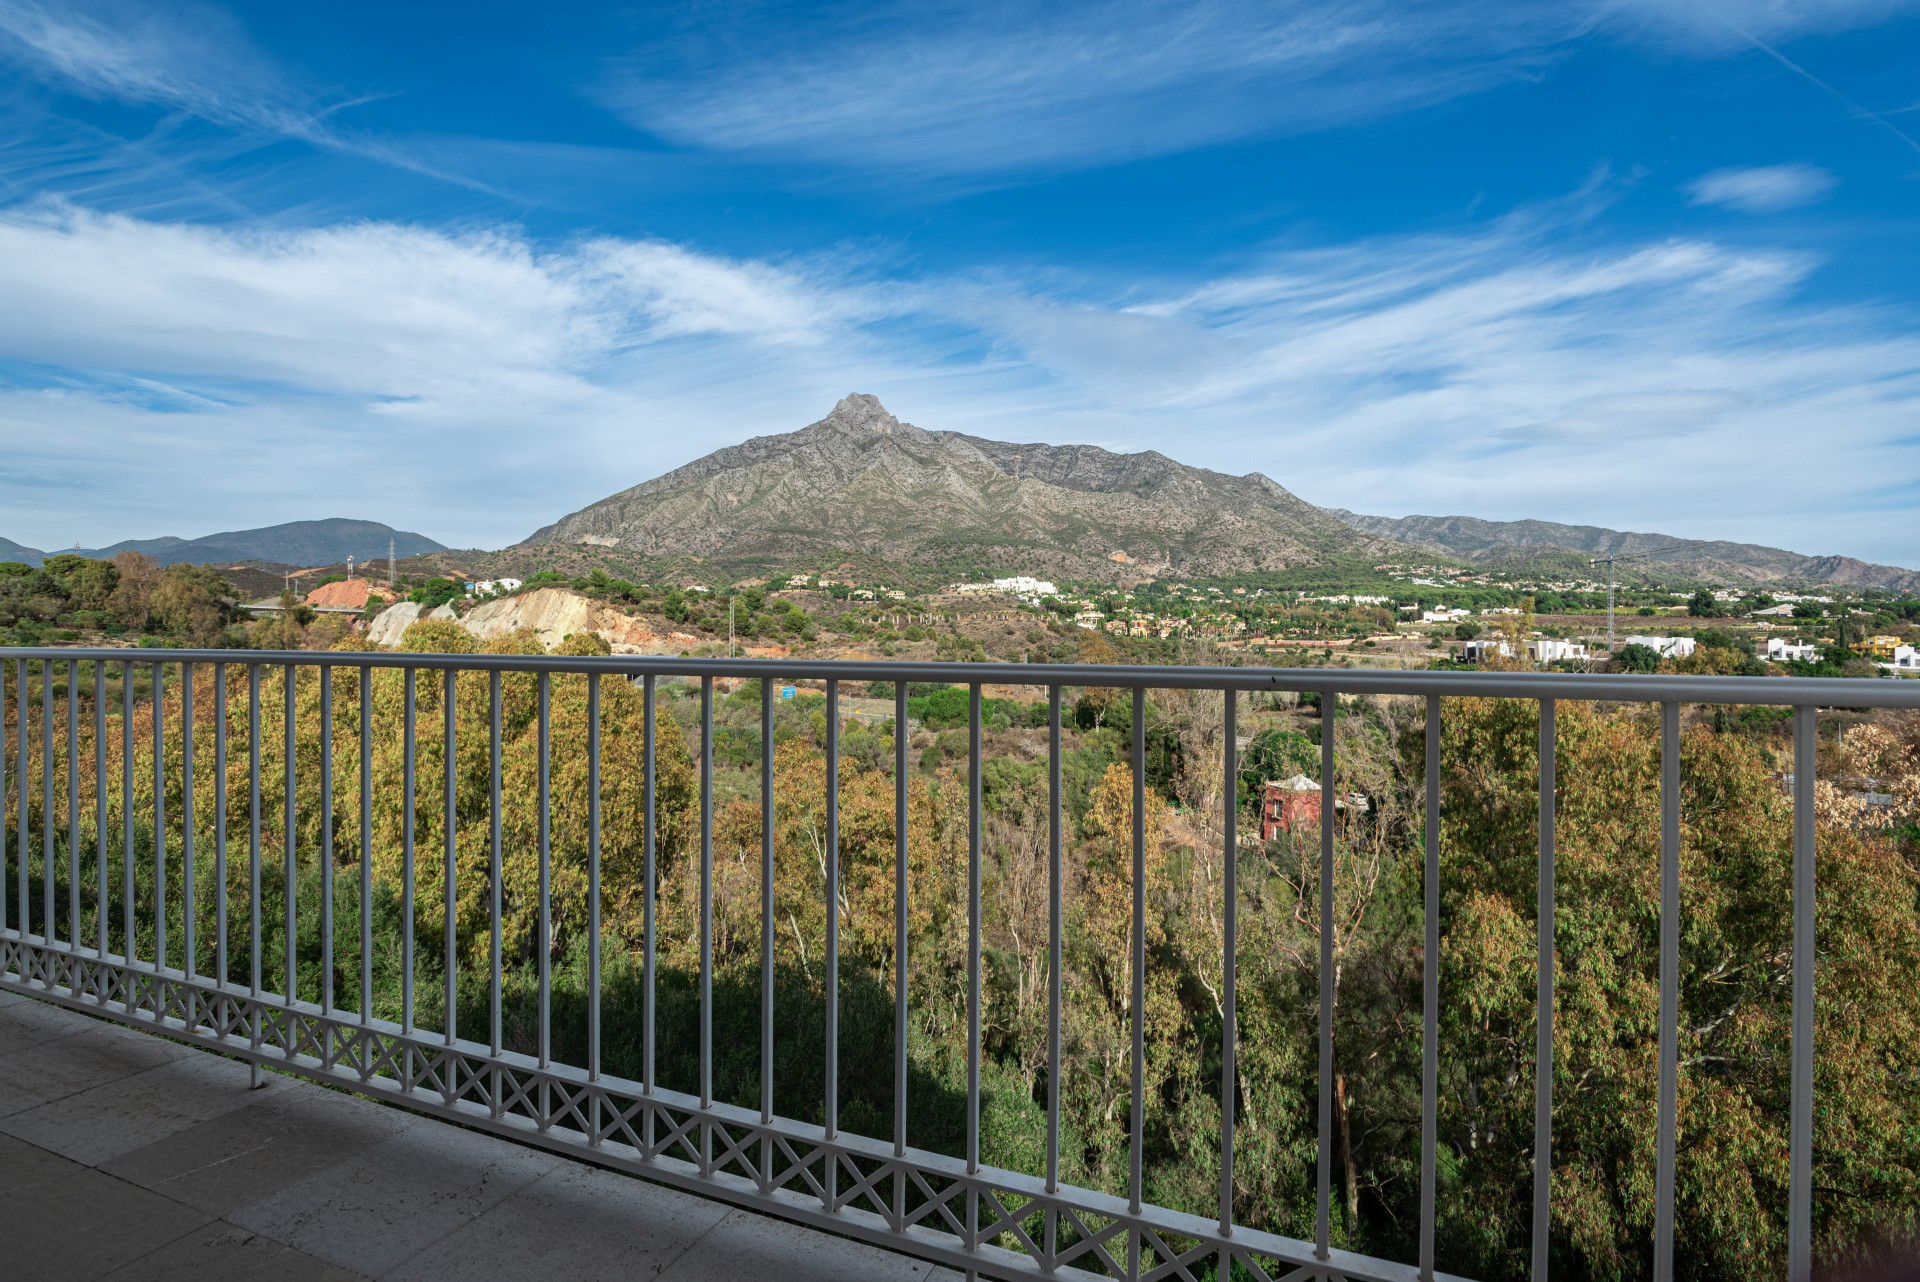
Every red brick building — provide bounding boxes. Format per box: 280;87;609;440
1259;775;1321;841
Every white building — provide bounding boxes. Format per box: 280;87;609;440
1528;639;1588;662
471;578;523;595
1073;611;1104;630
992;576;1058;597
1762;637;1821;662
1625;635;1696;658
1421;608;1472;623
1462;639;1514;661
1879;645;1918;672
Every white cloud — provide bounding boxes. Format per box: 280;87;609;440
601;0;1572;177
1687;163;1839;213
1;199;1916;568
599;0;1919;179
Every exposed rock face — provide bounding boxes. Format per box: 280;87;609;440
365;588;728;654
521;394;1400;579
365;601;423;646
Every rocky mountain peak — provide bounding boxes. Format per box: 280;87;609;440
820;392;902;435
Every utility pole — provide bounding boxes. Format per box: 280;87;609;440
729;594;736;658
388;539;396;588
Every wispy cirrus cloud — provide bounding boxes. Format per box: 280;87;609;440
1687;162;1839;212
598;0;1920;179
0;0;505;194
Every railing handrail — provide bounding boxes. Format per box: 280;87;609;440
8;645;1920;707
1;646;1891;1280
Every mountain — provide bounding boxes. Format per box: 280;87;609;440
1329;511;1920;592
7;520;443;569
524;394;1400;579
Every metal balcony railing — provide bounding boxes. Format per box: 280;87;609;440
2;648;1915;1282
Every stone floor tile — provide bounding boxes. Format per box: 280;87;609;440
104;1083;417;1216
0;992;100;1050
659;1207;965;1282
99;1220;371;1281
2;1044;279;1165
0;1018;188;1117
391;1161;735;1282
229;1114;562;1276
0;1146;213;1280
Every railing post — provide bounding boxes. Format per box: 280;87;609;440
1046;683;1063;1267
1317;690;1335;1261
892;675;909;1226
1220;688;1238;1249
700;674;715;1176
1654;701;1681;1279
1421;693;1441;1281
1789;706;1816;1282
1534;699;1556;1280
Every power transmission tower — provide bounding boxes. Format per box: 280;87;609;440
1588;546;1651;651
388;539;396;587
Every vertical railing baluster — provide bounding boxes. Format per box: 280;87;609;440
248;663;260;1086
1130;685;1147;1279
147;662;159;974
97;661;108;958
214;665;226;983
122;660;134;974
489;670;502;1059
444;665;457;1049
1654;701;1681;1279
2;662;11;941
893;676;909;1223
1789;705;1816;1282
700;674;714;1175
402;668;416;1033
180;663;194;978
968;681;983;1262
361;665;373;1027
67;659;79;950
1317;689;1335;1262
248;665;261;1001
1045;684;1063;1268
588;670;600;1084
17;659;29;945
643;673;656;1150
825;678;841;1206
1534;699;1556;1281
320;667;333;1015
42;660;55;959
537;670;551;1079
284;665;296;1004
1420;694;1441;1282
761;674;776;1185
1220;689;1238;1250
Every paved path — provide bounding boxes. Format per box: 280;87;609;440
0;991;959;1281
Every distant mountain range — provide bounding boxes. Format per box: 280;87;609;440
1327;511;1920;592
523;394;1398;579
2;519;443;570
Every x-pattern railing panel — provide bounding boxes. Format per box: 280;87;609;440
9;647;1911;1282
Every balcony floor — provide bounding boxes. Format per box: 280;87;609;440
0;990;962;1281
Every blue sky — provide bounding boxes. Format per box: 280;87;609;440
1;0;1916;565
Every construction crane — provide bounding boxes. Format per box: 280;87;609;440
1588;547;1653;651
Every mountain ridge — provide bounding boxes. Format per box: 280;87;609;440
1328;510;1920;592
524;393;1393;579
2;519;444;570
